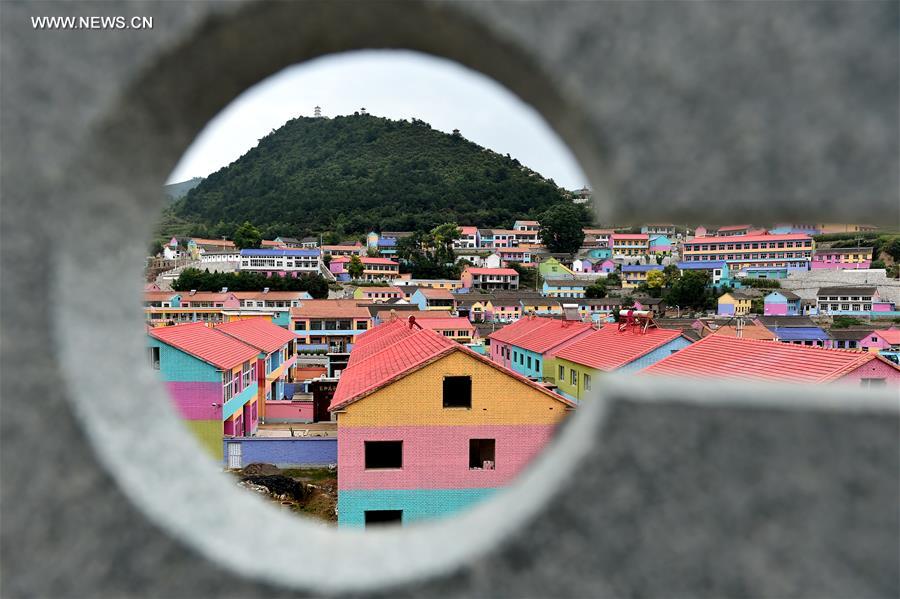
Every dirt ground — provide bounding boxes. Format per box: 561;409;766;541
229;464;337;524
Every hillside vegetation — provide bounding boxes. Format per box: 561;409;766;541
163;114;572;239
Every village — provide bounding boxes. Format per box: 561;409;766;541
145;219;900;526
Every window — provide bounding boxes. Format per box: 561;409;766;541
365;510;402;527
294;321;307;331
570;369;577;386
242;361;252;387
861;378;886;388
223;369;234;402
364;441;403;469
469;439;496;469
584;373;591;391
442;376;472;408
558;365;565;381
526;356;532;369
148;347;160;370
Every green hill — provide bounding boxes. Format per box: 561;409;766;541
163;177;203;203
165;114;573;239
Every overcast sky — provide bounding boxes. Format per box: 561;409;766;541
167;50;587;190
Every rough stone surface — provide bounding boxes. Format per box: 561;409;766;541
2;1;898;597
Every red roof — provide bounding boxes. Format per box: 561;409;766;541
611;234;649;241
685;233;811;244
215;318;297;354
717;224;752;231
554;326;688;371
486;316;558;344
459;226;478;235
329;319;574;411
179;292;237;303
465;267;519;276
358;287;402;294
362;257;399;266
876;329;900;345
231;291;308;301
511;320;594;354
191;238;235;247
290;300;371;319
144;291;179;302
642;335;893;382
148;322;259;369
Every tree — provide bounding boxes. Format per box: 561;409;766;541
232;221;262;249
539;203;587;255
605;272;621;287
646;270;665;289
665;270;711;310
366;247;380;258
662;264;681;287
347;255;364;280
884;238;900;261
585;282;607;299
509;262;538;289
871;259;886;270
322;254;332;268
148;239;164;257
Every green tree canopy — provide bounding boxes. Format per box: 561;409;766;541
585;281;607;299
170;268;328;298
539;203;588;254
232;221;262;250
665;270;712;310
347;255;365;279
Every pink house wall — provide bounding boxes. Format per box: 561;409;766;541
338;424;557;491
764;303;789;316
839;359;900;384
164;381;221;420
490;340;512;369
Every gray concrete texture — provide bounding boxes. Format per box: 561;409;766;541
2;1;898;597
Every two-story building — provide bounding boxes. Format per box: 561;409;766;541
290;300;372;353
641;224;676;236
411;287;456;311
232;290;310;328
621;264;664;288
811;248;873;270
353;286;405;303
216;318;298;422
148;322;261;456
816;286;892;314
676;261;730;287
610;233;650;258
489;317;594;380
717;290;759;316
461;267;519;291
239;248;322;277
329;318;575;526
454;226;480;249
330;256;401;282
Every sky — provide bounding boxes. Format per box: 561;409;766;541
167;50;588;190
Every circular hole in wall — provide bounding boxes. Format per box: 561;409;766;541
55;3;607;592
146;50;594;530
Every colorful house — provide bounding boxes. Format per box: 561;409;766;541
860;328;900;353
641;224;676;236
816;286;894;315
215;318;298;422
148;322;261;457
487;317;594;379
460;267;519;291
717;290;757;316
490;293;526;322
643;335;900;385
621;264;664;288
770;326;831;348
414;317;477;343
542;278;587;299
290;300;372;353
454;293;495;322
550;326;692;402
520;297;563;317
538;257;575;280
330;318;575;526
453;226;480;249
411;288;456;311
811;247;873;270
610;233;650;257
232;290;310;328
763;291;801;316
330;256;400;282
648;235;673;254
144;291;182;308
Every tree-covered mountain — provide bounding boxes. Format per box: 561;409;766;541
165;114;573;239
163;177;203;203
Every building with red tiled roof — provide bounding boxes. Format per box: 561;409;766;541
328;318;574;527
148;322;263;455
682;232;813;270
551;325;693;402
413;316;477;343
642;335;900;385
215;319;298;421
486;316;594;380
411;287;456;311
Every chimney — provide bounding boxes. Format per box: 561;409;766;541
263;287;270;294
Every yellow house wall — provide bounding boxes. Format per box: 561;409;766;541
337;352;570;427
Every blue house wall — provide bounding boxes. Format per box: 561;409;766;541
618;337;693;373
